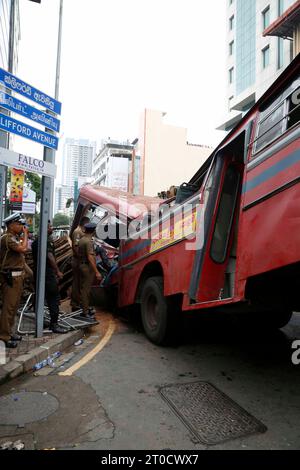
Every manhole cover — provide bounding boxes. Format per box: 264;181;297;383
0;391;59;426
159;381;267;445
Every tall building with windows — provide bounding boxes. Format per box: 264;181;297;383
54;138;96;215
62;138;96;188
218;0;296;131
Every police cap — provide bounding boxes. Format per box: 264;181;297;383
3;212;26;226
84;222;97;231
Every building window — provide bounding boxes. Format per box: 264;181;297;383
229;0;234;4
236;0;256;95
229;15;234;30
229;40;234;55
228;95;234;111
262;45;270;68
229;67;234;84
278;0;284;16
262;6;270;30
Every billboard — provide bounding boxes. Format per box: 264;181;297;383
9;168;24;211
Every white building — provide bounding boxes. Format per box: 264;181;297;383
54;184;73;216
136;109;212;197
218;0;296;131
92;139;134;192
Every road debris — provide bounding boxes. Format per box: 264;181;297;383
33;352;62;371
0;440;25;450
0;441;13;450
12;440;25;450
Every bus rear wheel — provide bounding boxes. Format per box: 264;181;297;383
250;310;293;329
265;310;293;329
140;276;179;345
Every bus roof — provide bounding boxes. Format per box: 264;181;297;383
79;184;162;220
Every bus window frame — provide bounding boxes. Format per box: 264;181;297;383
252;79;300;158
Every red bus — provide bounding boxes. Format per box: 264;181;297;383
75;55;300;344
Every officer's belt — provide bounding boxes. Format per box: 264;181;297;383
2;268;24;276
11;271;23;277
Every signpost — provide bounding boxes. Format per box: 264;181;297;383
0;59;62;339
0;0;64;339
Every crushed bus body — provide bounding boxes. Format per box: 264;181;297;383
74;54;300;345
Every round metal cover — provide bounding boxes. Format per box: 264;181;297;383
0;391;59;425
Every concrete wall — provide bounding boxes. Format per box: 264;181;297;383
140;109;212;197
107;156;130;192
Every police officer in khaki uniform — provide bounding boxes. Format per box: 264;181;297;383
32;221;68;334
0;213;28;348
78;222;101;318
70;216;90;311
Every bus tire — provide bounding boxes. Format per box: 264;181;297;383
140;276;177;345
268;310;293;329
253;310;293;329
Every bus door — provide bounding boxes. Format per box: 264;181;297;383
189;133;245;304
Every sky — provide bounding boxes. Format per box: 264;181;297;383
14;0;227;176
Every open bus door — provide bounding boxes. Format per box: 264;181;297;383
188;130;248;305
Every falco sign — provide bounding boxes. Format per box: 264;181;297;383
0;147;56;178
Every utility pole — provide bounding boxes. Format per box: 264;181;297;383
0;0;16;230
35;0;63;337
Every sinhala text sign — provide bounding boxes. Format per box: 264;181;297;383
0;89;60;132
0;68;61;114
0;67;61;150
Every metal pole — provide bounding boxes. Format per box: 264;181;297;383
0;0;16;230
35;0;63;337
55;0;63;101
49;0;63;220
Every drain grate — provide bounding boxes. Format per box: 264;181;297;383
159;381;267;445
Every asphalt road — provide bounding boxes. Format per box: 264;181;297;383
0;309;300;450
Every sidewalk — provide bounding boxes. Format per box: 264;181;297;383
0;300;84;385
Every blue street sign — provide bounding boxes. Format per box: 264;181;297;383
0;90;60;132
0;113;58;150
0;68;61;115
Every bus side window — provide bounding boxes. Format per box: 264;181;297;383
287;87;300;130
254;97;286;154
253;78;300;156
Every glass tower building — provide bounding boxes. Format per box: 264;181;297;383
218;0;296;131
236;0;256;95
